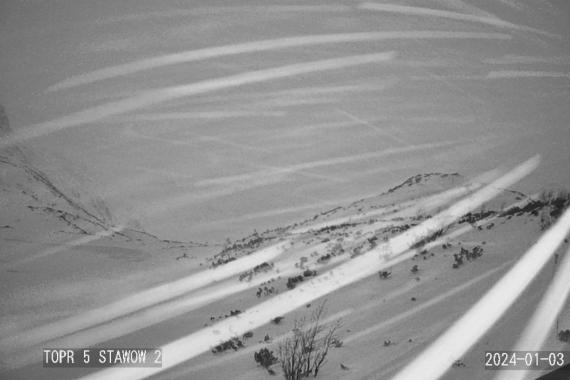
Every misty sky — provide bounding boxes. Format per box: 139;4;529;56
1;0;569;241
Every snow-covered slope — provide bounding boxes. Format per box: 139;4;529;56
1;158;568;379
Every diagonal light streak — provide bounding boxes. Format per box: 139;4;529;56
0;242;289;353
391;205;570;380
495;246;570;380
358;3;555;37
1;52;395;148
47;31;510;92
4;263;300;369
5;225;125;267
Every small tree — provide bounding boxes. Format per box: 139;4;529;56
278;302;341;379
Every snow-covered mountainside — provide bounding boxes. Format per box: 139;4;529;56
1;146;569;379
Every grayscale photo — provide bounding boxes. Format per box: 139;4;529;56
1;1;569;379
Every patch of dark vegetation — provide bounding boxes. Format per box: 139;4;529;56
558;329;570;342
378;270;392;279
243;331;254;339
317;242;347;263
499;191;570;230
410;265;419;274
458;210;496;224
315;222;358;235
256;285;277;298
211;254;237;268
384;224;413;235
286;275;305;289
175;253;191;260
413;249;435;261
538;190;570;230
452;359;466;368
411;228;445;249
208;309;242;323
303;269;317;277
350;235;379;258
212;231;270;267
452;246;483;269
387;173;460;193
254;347;278;373
271;316;284;325
239;261;274;281
211;337;245;354
500;201;543;218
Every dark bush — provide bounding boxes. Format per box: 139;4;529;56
378;270;392;279
303;269;317;277
453;246;483;268
257;285;277;298
452;359;466;368
286;275;304;289
254;347;278;369
271;316;284;325
559;329;570;342
211;337;244;354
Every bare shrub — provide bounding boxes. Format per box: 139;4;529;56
277;302;341;379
